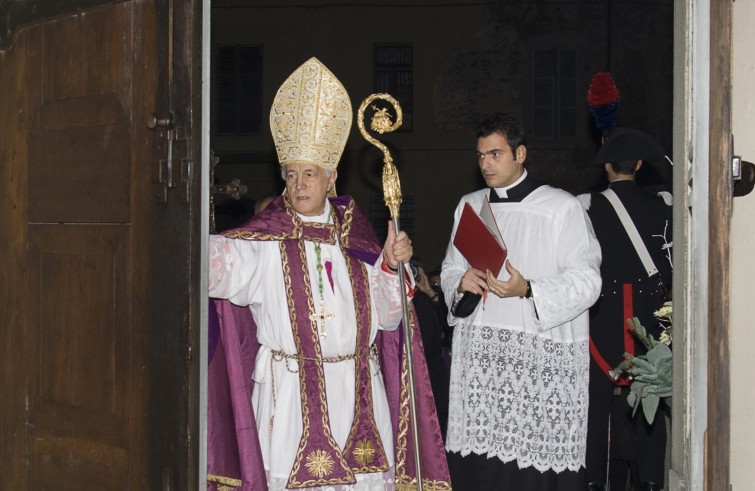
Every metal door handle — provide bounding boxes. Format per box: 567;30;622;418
147;113;173;129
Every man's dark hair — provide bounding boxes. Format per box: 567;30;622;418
609;160;641;175
474;113;527;152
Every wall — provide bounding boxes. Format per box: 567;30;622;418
730;1;755;488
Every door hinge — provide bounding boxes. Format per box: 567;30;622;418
152;125;191;203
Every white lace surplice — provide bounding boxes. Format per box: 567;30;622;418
441;185;602;473
209;203;408;490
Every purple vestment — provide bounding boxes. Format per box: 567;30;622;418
207;195;451;490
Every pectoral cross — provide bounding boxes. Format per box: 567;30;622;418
310;304;335;339
311;243;335;340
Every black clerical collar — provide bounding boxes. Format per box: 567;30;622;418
489;173;543;203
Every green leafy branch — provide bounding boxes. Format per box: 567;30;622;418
610;315;673;424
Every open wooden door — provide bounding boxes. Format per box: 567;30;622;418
0;0;203;489
706;0;733;488
670;1;734;489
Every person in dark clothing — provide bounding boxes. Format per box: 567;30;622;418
428;268;454;367
577;128;673;491
410;259;451;440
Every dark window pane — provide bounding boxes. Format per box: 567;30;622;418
534;49;556;77
560;108;576;137
215;46;263;135
560;82;576;106
533;48;577;139
534;108;554;138
370;195;414;244
374;44;413;130
559;49;576;77
534;79;555;105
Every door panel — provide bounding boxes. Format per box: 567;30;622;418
28;224;131;490
0;0;198;489
29;94;131;223
29;225;130;424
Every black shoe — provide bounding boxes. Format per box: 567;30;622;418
587;482;605;491
641;482;661;491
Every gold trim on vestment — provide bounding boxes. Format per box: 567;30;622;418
207;474;242;491
222;196;338;245
282;238;355;488
391;309;451;491
338;199;354;248
395;480;453;491
222;213;301;241
305;449;336;478
394;309;412;479
340;237;388;474
354;438;377;466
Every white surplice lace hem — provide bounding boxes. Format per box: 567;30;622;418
445;324;589;473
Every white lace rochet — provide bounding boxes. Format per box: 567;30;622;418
445;324;589;473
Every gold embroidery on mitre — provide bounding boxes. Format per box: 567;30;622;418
271;57;352;170
353;438;377;466
305;450;336;479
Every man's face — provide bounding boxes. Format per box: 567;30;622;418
284;163;336;216
477;132;525;189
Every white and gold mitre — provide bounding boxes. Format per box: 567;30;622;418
270;57;352;170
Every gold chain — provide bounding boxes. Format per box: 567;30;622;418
309;242;335;339
268;345;381;434
270;344;380;372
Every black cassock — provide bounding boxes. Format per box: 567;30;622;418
583;180;672;489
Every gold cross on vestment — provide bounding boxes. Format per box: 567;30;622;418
310;304;335;340
311;242;334;340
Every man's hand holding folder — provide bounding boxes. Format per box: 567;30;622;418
451;197;508;317
452;198;507;276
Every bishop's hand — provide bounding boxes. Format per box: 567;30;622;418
384;220;412;270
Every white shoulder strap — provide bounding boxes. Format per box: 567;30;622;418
601;188;658;277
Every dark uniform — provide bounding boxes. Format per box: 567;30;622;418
583;179;672;490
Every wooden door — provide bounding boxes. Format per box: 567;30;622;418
707;0;733;488
0;0;201;489
670;1;735;489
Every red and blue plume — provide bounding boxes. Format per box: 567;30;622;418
587;72;620;135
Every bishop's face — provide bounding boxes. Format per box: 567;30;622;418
477;132;525;189
284;163;337;217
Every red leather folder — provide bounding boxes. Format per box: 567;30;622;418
452;201;507;276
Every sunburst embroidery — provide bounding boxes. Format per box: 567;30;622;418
353;438;376;466
305;450;335;479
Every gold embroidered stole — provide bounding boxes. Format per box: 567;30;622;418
281;209;387;488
